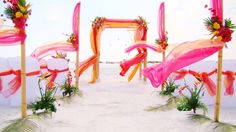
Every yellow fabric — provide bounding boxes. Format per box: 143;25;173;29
128;63;141;82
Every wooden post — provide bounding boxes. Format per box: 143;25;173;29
75;2;80;88
21;43;27;118
75;50;79;88
139;61;142;79
143;56;147;81
214;0;223;122
161;51;165;90
214;48;223;122
161;2;166;90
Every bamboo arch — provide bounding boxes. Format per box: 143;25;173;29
78;17;148;83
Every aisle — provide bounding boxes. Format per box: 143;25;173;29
39;64;194;132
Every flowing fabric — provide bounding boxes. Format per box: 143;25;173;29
125;43;163;53
2;70;21;98
72;2;80;47
143;39;225;88
120;52;146;76
48;68;69;85
223;71;235;96
0;77;2;92
1;70;40;98
158;2;165;41
172;69;189;80
210;0;223;20
0;26;24;46
31;2;80;60
31;42;77;60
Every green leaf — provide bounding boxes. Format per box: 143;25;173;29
18;0;26;6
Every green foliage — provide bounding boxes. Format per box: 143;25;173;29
225;18;236;29
60;80;78;97
204;17;214;32
4;6;15;20
146;96;180;112
177;83;208;114
160;80;179;96
2;118;38;132
18;0;26;6
30;78;58;114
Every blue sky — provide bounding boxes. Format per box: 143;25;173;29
0;0;236;62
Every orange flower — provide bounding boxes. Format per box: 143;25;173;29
46;82;55;90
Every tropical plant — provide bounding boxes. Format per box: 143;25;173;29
30;74;58;114
160;79;179;96
177;81;208;114
60;71;78;97
60;81;78;97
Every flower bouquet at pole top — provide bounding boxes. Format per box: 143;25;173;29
3;0;31;29
204;5;235;44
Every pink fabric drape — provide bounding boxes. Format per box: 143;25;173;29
158;2;165;41
31;2;80;60
143;39;225;88
125;43;163;53
120;52;147;76
72;2;80;47
210;0;223;21
223;71;235;96
31;42;77;60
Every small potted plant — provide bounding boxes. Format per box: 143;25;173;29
177;81;208;114
60;71;78;97
30;73;58;114
160;79;179;96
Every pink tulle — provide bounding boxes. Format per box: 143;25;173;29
31;42;77;60
158;2;165;41
125;43;163;53
143;39;225;88
120;52;146;76
0;28;24;46
2;70;21;98
31;2;80;60
0;77;2;92
223;71;235;96
172;69;188;81
72;2;80;46
201;73;216;96
211;0;223;21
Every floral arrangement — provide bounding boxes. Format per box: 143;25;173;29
52;52;70;62
60;71;78;97
155;32;168;50
204;6;235;43
92;17;105;30
67;33;77;44
3;0;31;30
177;81;208;114
135;16;147;29
30;73;58;114
159;79;179;96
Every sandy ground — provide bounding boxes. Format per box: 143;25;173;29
1;64;236;132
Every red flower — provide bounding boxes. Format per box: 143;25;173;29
218;27;234;42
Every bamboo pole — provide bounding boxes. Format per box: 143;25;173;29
143;56;147;81
214;49;223;122
75;50;79;88
75;3;80;88
214;0;223;122
21;43;27;118
161;2;166;90
139;62;142;79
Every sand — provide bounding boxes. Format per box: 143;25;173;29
1;64;236;132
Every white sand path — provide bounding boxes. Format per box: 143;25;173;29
1;64;236;132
